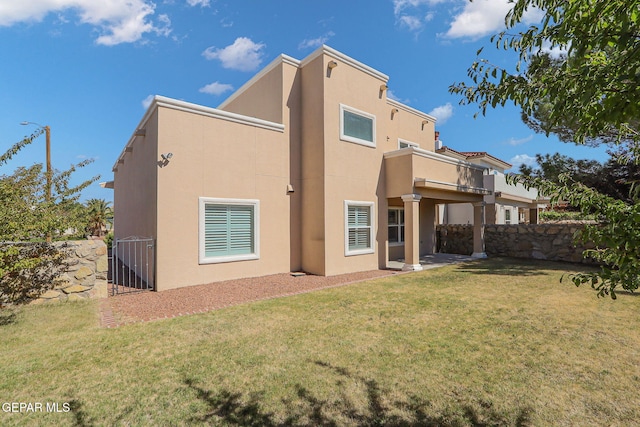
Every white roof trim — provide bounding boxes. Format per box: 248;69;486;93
384;147;488;171
217;54;300;110
301;45;389;82
113;95;284;171
415;178;491;195
387;99;437;123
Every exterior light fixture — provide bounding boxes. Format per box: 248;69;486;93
328;60;338;69
380;84;388;92
421;119;429;130
161;153;173;161
391;108;399;118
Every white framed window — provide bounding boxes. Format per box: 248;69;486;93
388;208;405;246
340;104;376;147
199;197;260;264
398;139;419;149
505;208;511;224
344;200;375;256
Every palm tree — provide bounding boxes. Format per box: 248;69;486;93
85;198;113;237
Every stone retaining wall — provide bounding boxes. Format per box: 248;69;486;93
31;239;108;304
437;224;595;263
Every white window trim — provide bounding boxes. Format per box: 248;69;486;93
344;200;375;256
398;139;419;149
198;197;260;264
340;104;376;148
388;207;405;247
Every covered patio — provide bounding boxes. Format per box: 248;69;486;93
384;147;491;271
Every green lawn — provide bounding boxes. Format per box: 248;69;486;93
1;258;639;426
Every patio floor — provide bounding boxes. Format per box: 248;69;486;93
387;253;474;271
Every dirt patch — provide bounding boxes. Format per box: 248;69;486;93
104;270;398;327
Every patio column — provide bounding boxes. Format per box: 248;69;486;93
529;206;539;224
402;193;423;271
472;202;487;258
420;199;437;255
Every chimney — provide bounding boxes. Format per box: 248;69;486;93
434;131;443;150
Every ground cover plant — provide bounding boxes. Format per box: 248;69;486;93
1;258;639;426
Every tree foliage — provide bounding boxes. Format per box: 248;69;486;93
510;173;640;298
520;153;640;204
450;0;640;147
0;131;99;306
85;198;113;237
451;0;640;297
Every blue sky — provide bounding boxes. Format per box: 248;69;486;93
0;0;610;202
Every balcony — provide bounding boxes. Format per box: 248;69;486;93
384;147;490;201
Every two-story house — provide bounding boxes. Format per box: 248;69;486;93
112;46;493;291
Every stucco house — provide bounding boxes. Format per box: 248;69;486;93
435;146;544;225
113;45;521;291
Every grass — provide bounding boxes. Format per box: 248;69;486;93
1;257;639;426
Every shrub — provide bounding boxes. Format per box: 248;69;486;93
0;242;69;307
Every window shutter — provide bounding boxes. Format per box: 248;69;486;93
348;205;371;250
204;204;254;257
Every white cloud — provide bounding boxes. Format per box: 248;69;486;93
0;1;172;45
444;0;543;40
509;154;537;169
398;15;423;31
387;89;410;104
541;41;569;59
506;135;533;146
428;103;453;124
142;95;154;109
186;0;210;6
199;81;234;96
392;0;444;33
298;31;335;50
202;37;265;72
392;0;446;16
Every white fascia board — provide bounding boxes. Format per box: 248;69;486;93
387;99;437;123
301;45;389;82
113;95;285;172
217;54;301;110
155;96;284;131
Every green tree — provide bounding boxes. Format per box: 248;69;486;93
521;153;640;205
85;198;113;237
450;0;640;298
0;130;99;306
451;1;640;147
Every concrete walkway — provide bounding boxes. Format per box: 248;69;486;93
387;253;474;271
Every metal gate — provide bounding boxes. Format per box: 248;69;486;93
109;236;155;295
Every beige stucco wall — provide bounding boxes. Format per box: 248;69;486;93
153;106;291;290
221;62;284;124
300;54;327;275
113;111;158;244
320;54;389;275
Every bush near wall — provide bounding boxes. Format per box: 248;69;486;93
437;224;596;263
26;240;108;305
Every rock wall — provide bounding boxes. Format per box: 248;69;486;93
31;240;108;304
437;224;595;263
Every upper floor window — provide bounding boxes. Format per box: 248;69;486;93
340;104;376;147
398;139;419;149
